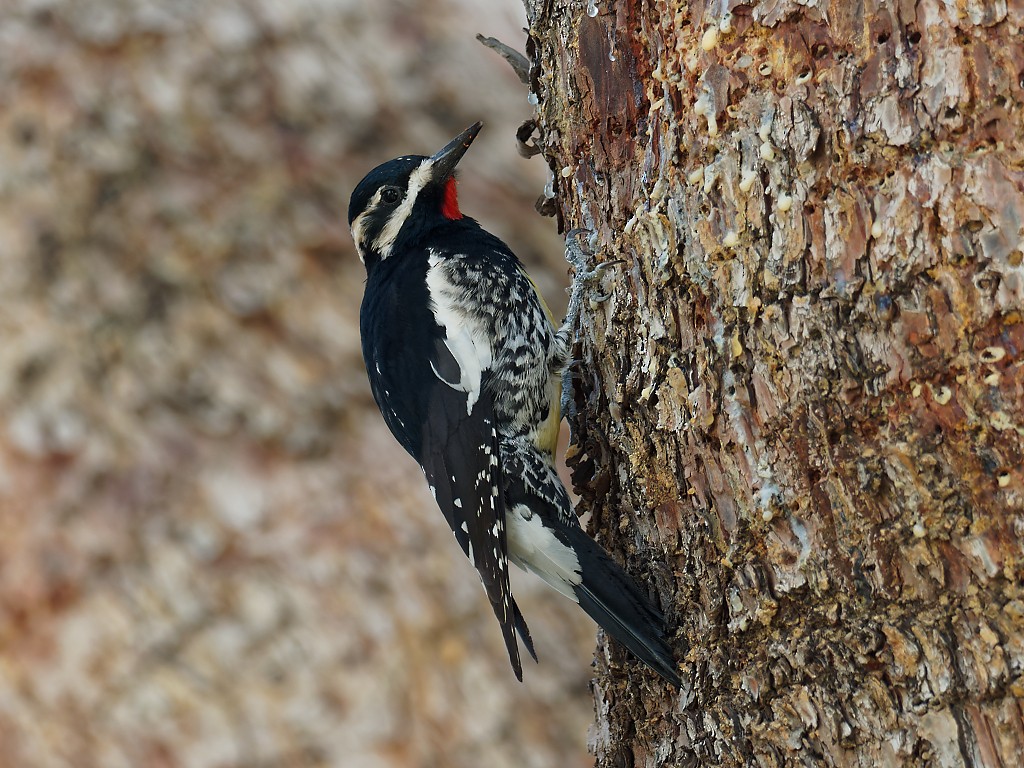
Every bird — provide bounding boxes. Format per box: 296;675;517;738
348;121;680;687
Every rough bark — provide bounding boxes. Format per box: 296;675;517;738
0;2;594;766
526;0;1024;765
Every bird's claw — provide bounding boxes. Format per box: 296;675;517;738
559;229;623;343
564;228;595;272
560;365;578;439
580;261;619;290
565;228;619;287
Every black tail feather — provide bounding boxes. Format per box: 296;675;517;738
493;602;523;681
513;600;538;663
563;526;681;687
494;596;537;681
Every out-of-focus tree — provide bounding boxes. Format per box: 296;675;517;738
0;2;594;766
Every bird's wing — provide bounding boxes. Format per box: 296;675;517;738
420;333;534;678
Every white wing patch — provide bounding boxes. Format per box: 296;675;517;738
426;251;493;414
506;504;581;603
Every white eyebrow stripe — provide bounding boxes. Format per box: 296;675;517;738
373;160;433;259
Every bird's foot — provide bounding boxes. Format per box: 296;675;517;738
562;229;619;332
560;359;581;442
557;230;621;445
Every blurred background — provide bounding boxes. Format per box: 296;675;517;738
0;1;596;766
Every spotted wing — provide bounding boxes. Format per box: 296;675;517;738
420;342;535;677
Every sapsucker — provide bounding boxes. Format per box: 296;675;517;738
348;122;680;687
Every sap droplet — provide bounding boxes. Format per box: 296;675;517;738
980;346;1006;363
701;27;719;51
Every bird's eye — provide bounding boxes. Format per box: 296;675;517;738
381;187;401;205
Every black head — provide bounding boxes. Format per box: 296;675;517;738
348;122;482;268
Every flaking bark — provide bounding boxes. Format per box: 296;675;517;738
525;1;1024;765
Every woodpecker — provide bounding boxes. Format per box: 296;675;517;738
349;122;680;687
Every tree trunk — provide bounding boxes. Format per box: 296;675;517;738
525;1;1024;765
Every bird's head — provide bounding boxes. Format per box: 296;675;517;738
348;122;482;268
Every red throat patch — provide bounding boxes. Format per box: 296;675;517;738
441;177;462;220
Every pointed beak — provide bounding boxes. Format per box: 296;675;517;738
428;122;482;182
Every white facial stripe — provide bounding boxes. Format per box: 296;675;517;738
374;160;433;258
350;187;385;264
426;250;492;414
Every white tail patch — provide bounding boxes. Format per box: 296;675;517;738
506;504;581;603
